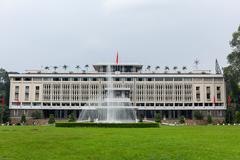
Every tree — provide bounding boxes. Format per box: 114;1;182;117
53;66;58;72
182;66;187;72
225;108;235;124
21;114;26;124
75;65;81;72
164;66;169;73
68;113;76;122
235;111;240;123
48;114;55;124
63;65;68;71
0;68;10;123
146;65;151;72
85;65;89;72
224;25;240;108
155;66;160;72
44;66;50;71
173;66;178;72
154;112;161;123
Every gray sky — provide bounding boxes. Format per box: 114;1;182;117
0;0;240;72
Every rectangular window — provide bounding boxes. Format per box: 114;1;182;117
35;86;40;101
53;78;61;81
155;77;163;81
14;86;19;101
127;78;132;81
138;78;143;81
206;87;211;100
174;78;183;81
23;77;32;81
217;86;221;101
62;78;69;81
25;86;30;101
165;77;173;81
196;86;200;101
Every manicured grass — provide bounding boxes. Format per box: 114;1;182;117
0;126;240;160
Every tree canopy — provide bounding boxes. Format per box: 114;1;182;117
224;25;240;98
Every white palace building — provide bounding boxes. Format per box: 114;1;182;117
9;63;226;120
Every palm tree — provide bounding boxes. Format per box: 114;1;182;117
53;66;58;72
85;64;89;72
173;66;178;72
164;66;169;73
44;66;50;70
75;65;81;72
165;66;169;71
155;66;160;72
146;65;151;72
182;66;187;72
63;65;68;71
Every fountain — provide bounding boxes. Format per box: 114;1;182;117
78;65;137;123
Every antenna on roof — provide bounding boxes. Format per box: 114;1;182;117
194;58;200;70
215;59;222;74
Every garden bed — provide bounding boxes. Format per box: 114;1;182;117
55;122;159;128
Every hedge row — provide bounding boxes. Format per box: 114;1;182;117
55;122;159;128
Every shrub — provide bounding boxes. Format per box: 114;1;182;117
21;114;26;124
207;115;212;124
31;111;42;119
48;114;55;124
55;122;159;128
179;116;185;124
68;113;76;122
235;111;240;123
155;113;161;123
193;111;204;120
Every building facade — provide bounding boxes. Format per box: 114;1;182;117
9;64;226;119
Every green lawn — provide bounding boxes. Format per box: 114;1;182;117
0;126;240;160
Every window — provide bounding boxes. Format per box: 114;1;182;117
127;78;132;81
14;86;19;101
174;78;183;81
217;86;221;100
62;78;69;81
25;86;30;101
23;77;32;81
35;86;40;101
155;77;163;81
147;78;153;81
184;78;192;81
165;77;173;81
204;78;213;81
206;87;211;100
73;78;79;81
196;86;200;101
53;78;61;81
214;78;223;82
138;78;143;81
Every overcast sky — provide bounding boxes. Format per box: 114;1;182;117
0;0;240;72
